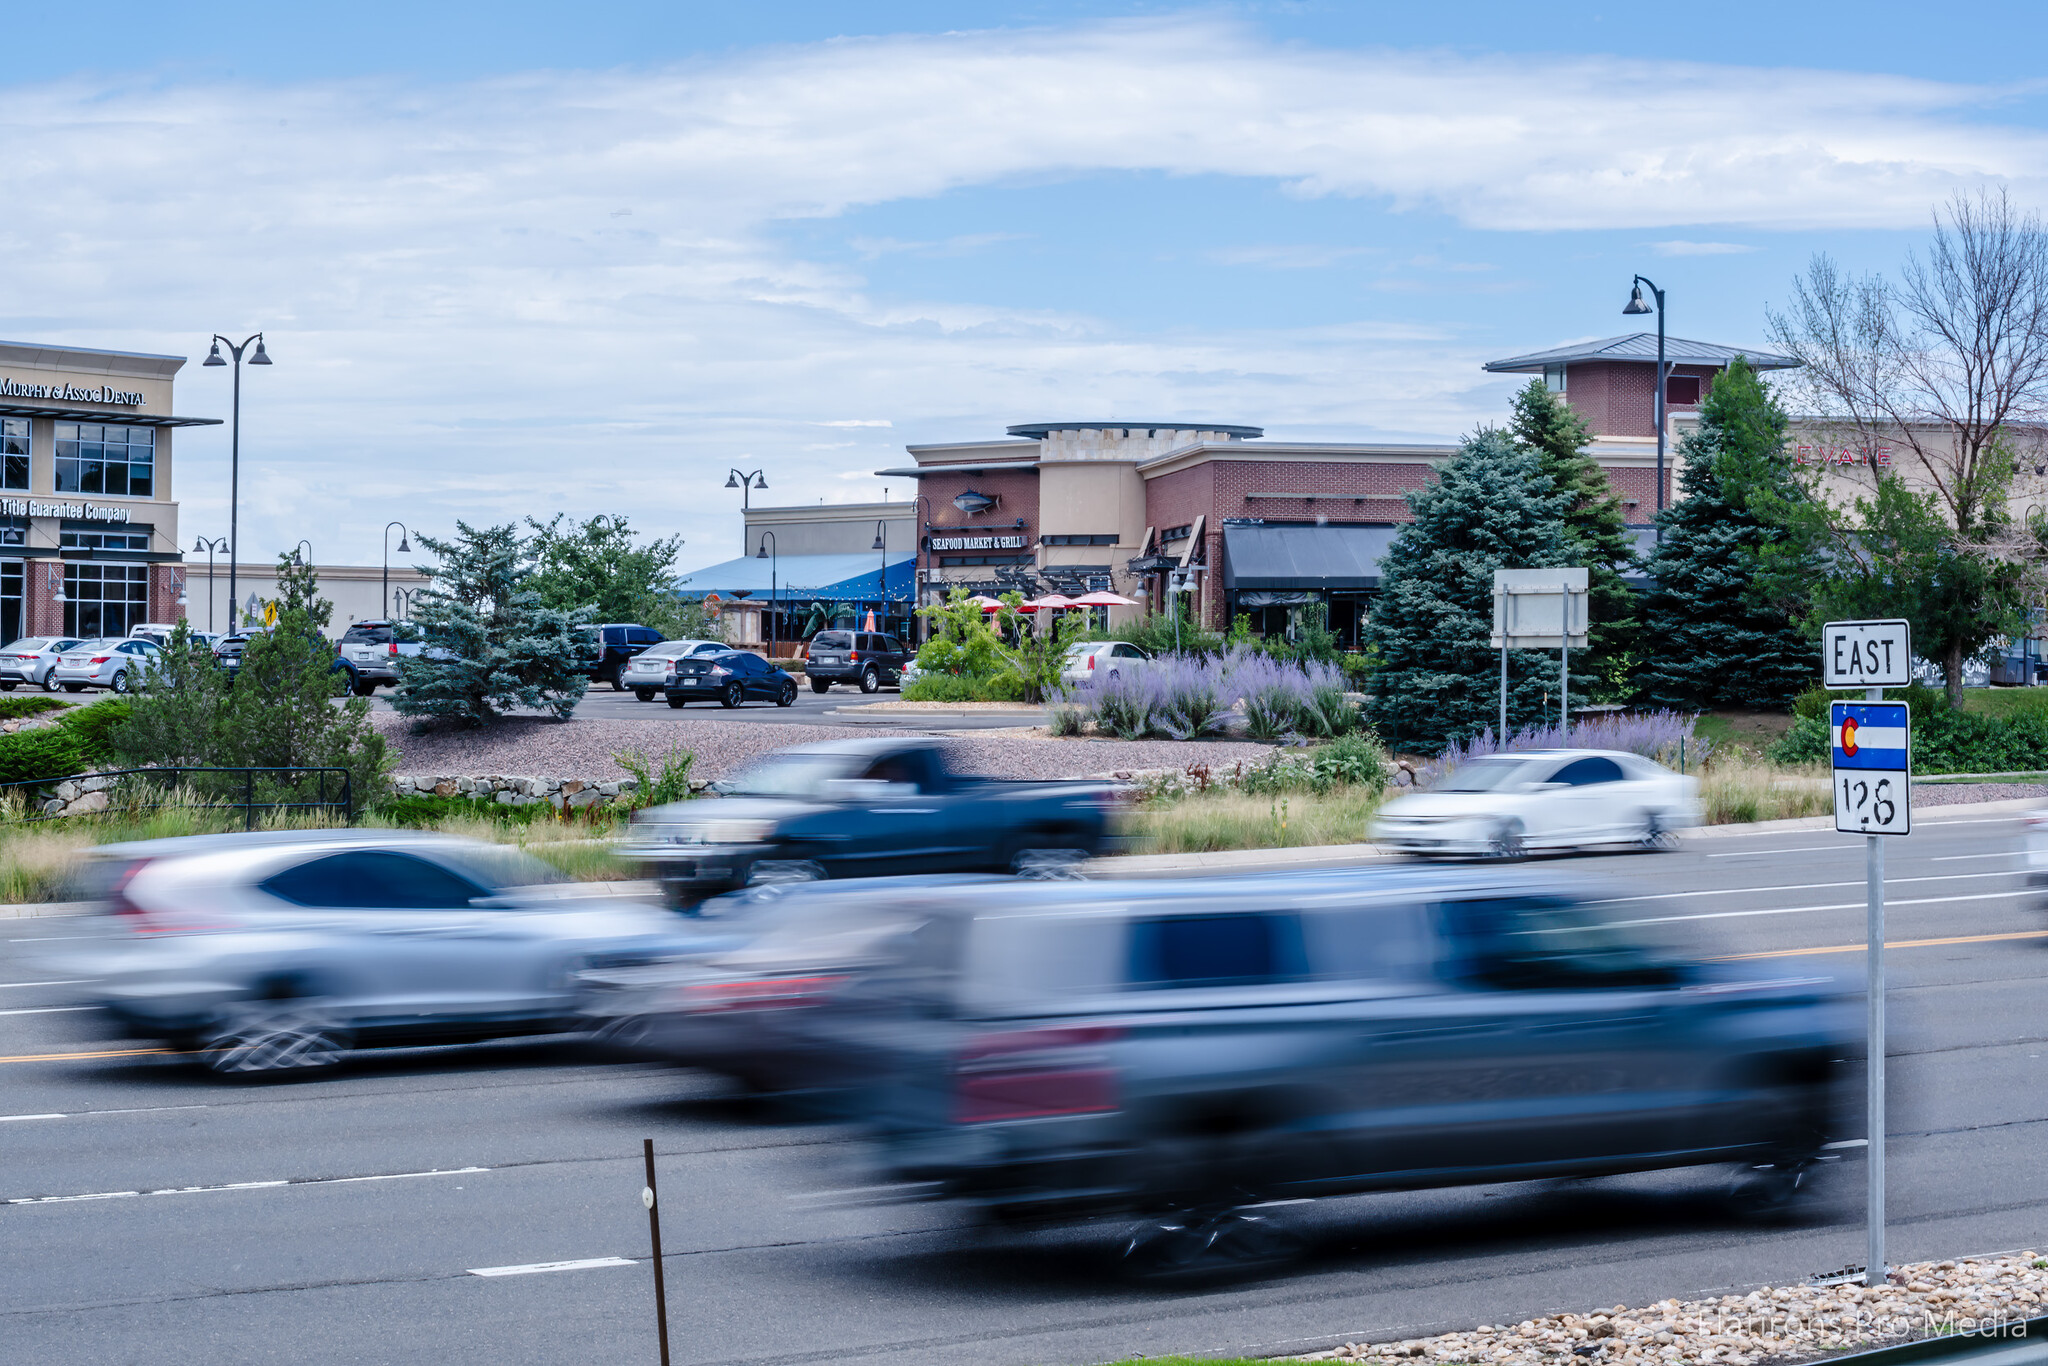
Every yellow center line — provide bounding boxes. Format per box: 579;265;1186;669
0;1047;175;1065
1718;929;2048;960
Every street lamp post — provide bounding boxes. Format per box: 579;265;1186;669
724;467;768;512
912;494;933;644
383;521;411;619
871;519;888;635
392;586;416;620
291;539;313;567
1622;276;1668;539
193;536;229;633
755;531;777;657
202;332;272;634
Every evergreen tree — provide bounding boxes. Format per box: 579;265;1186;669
1636;357;1821;710
392;521;590;725
1365;429;1581;754
218;601;390;811
113;620;229;768
1508;379;1639;693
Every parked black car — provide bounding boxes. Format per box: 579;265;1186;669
576;623;664;691
804;630;908;694
214;630;356;690
619;737;1114;902
663;649;797;710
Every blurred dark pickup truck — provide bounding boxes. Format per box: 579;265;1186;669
618;737;1117;903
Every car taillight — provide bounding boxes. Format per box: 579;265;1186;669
90;655;112;664
1086;654;1095;670
678;974;847;1013
849;650;860;662
954;1026;1121;1123
387;643;398;656
709;665;730;676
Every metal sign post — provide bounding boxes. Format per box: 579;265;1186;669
1823;618;1912;1289
1491;568;1588;742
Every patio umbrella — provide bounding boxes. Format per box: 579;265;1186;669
1069;590;1140;607
971;595;1005;612
1023;593;1078;612
864;609;877;631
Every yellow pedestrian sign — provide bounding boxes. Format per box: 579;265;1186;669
263;600;278;627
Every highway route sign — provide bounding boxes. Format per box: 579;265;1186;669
1823;618;1912;689
1832;700;1910;835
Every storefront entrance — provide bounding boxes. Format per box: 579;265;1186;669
64;563;149;639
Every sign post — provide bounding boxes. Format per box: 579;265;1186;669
1823;617;1912;1289
1491;568;1588;741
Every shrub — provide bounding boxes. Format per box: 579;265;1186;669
901;672;1029;703
613;744;695;808
1428;709;1709;781
0;728;87;785
0;696;66;721
56;699;134;769
376;793;618;830
1046;700;1086;736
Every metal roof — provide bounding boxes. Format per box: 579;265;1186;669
1005;420;1264;440
1482;333;1800;373
674;551;916;600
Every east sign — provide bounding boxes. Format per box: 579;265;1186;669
1822;618;1912;689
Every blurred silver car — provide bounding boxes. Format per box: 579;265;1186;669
49;636;162;693
1372;749;1699;859
66;830;685;1074
0;635;86;691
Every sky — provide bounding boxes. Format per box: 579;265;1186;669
7;1;2048;572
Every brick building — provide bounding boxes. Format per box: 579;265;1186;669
868;333;1797;643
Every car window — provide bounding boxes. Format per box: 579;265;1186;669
1437;897;1679;990
1434;756;1535;793
1114;644;1146;659
1128;912;1302;989
881;636;902;652
602;627;625;645
813;632;851;650
860;752;925;791
4;639;47;652
260;850;490;910
1303;904;1433;980
1552;757;1625;786
641;641;688;658
630;628;660;644
341;625;394;645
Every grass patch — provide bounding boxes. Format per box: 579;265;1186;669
1121;786;1385;853
1960;688;2048;720
1700;758;1831;825
1692;709;1796;758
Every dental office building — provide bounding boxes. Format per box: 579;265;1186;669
0;341;210;642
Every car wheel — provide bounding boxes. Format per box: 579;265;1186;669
110;670;129;695
634;689;656;702
859;667;880;694
351;678;377;697
1723;1159;1823;1224
0;681;14;693
1119;1208;1304;1284
745;859;824;886
608;671;625;692
666;694;688;709
201;999;351;1077
776;682;797;707
1485;822;1526;862
61;682;85;693
809;677;831;694
721;682;744;708
1637;810;1679;851
1013;846;1091;880
40;669;57;692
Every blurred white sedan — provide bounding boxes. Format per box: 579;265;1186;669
1371;749;1699;860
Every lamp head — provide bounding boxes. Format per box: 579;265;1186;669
754;473;768;490
203;341;225;367
725;472;741;489
249;337;272;365
397;534;410;553
756;543;768;559
1623;283;1653;316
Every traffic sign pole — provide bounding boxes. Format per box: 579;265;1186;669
1864;684;1886;1290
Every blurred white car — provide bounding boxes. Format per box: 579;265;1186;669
1371;749;1700;859
0;636;86;691
622;639;729;700
1062;641;1151;686
49;637;162;694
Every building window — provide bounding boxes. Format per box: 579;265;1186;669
54;423;154;497
0;561;18;644
0;418;27;491
1545;364;1567;393
1042;534;1120;547
64;563;149;638
1665;375;1701;406
61;530;152;551
1159;524;1193;543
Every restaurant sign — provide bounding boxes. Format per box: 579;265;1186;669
929;533;1027;551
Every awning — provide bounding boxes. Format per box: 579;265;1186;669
0;404;221;428
1221;522;1399;591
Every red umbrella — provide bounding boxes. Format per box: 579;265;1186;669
970;595;1005;613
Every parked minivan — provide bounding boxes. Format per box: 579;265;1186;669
804;630;907;694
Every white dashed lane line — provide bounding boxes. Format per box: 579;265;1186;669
0;1104;207;1123
0;1005;95;1016
5;1166;489;1207
1588;869;2022;906
1611;888;2024;929
0;979;92;989
468;1257;637;1277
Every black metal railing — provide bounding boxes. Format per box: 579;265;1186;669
0;766;355;831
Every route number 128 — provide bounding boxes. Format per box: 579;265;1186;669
1837;771;1907;834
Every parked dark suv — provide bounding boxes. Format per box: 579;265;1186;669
576;624;664;691
804;630;907;694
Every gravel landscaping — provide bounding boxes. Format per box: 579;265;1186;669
1912;782;2048;806
1299;1253;2047;1365
370;713;1280;783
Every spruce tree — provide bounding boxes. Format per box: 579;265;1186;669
392;521;591;725
1509;379;1640;694
1365;428;1581;754
1636;357;1820;710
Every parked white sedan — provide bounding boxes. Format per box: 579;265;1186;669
1371;748;1700;859
49;637;162;694
0;636;86;691
1062;641;1151;686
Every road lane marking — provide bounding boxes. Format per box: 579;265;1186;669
1590;870;2020;906
1931;853;2021;862
0;1105;205;1122
0;1047;173;1065
1706;845;1855;858
0;1005;94;1016
0;1113;64;1122
468;1257;637;1277
1718;929;2048;960
1612;887;2024;928
4;1166;489;1207
0;979;91;988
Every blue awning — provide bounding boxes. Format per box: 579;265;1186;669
674;551;916;602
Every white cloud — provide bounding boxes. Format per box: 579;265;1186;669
4;16;2045;562
1651;240;1763;256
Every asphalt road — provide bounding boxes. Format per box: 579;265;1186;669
369;680;1047;731
6;812;2048;1366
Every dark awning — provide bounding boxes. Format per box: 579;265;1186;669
0;404;221;428
1221;522;1399;591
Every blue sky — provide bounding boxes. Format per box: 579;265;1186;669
4;3;2048;569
